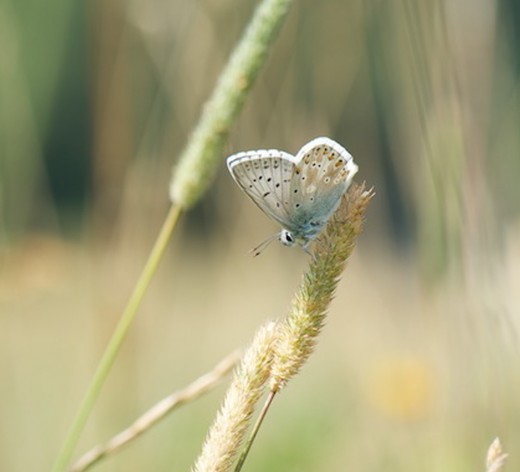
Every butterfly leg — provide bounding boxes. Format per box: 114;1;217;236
301;242;313;256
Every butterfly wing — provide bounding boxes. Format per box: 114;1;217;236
288;137;359;239
227;149;299;230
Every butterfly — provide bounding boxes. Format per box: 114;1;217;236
226;137;359;255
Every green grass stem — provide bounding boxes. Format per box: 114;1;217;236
52;204;182;472
54;0;294;468
233;390;276;472
170;0;293;208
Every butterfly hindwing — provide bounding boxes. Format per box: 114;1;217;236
227;150;298;229
289;137;358;235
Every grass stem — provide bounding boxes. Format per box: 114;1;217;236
52;203;182;472
69;350;240;472
233;390;277;472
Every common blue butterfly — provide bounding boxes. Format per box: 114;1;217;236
227;137;358;255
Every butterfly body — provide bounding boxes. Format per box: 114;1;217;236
227;137;358;253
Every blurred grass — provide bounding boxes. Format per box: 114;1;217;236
1;0;520;470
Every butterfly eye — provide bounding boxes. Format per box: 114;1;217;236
280;230;295;246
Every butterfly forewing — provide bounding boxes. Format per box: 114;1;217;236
227;150;297;229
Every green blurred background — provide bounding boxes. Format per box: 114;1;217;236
1;0;519;470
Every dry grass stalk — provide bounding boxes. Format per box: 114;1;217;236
193;183;373;472
192;322;277;472
270;182;374;391
235;183;373;471
68;351;240;472
486;437;508;472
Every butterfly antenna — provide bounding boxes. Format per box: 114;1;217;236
249;233;280;257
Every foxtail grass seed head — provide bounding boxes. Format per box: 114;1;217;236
169;0;293;209
270;183;374;392
486;437;507;472
192;322;277;472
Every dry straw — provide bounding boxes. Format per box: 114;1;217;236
486;437;507;472
194;183;374;472
270;183;374;392
68;352;240;472
193;322;277;472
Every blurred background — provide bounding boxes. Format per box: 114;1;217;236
1;0;519;470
